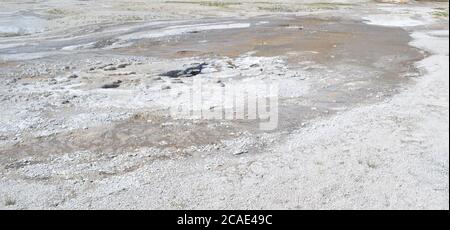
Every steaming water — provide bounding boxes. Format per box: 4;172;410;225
0;12;47;36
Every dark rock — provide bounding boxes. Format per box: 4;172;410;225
161;70;183;78
160;63;207;78
101;80;122;89
233;150;248;155
93;39;118;49
117;63;130;69
217;80;225;87
226;60;238;69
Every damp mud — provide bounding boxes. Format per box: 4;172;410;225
0;15;423;159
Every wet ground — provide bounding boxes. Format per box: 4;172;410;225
0;14;423;161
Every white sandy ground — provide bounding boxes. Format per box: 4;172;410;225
0;1;448;209
63;30;450;209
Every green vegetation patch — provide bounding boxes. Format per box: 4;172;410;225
256;2;356;12
306;2;356;10
165;1;241;8
47;8;66;15
432;8;449;18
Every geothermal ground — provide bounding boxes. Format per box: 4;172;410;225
0;0;448;209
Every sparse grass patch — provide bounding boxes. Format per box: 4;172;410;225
47;8;65;15
4;197;16;206
200;1;241;7
0;32;21;37
431;8;449;18
256;2;355;12
165;1;241;8
306;2;355;10
122;15;144;21
257;4;298;12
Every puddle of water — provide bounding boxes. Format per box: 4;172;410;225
0;12;47;36
116;17;422;67
0;16;425;158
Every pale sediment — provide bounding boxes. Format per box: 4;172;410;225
0;1;448;209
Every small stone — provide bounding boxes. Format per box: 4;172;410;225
68;74;78;79
234;151;248;156
101;80;122;89
160;63;207;78
233;150;248;155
